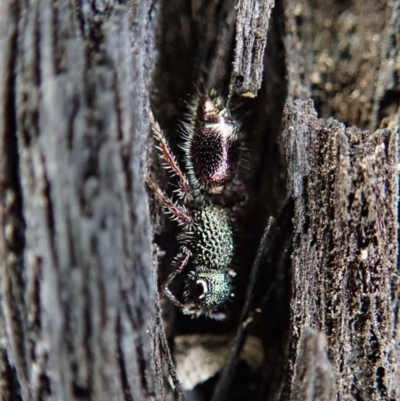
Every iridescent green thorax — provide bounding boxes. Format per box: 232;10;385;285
190;206;234;270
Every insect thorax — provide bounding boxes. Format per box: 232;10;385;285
188;205;234;270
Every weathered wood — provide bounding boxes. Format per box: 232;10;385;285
0;0;399;400
230;0;275;98
278;2;399;398
1;0;155;400
282;99;398;401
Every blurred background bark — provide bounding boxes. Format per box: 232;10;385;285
0;0;398;401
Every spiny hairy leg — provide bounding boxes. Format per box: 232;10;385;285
150;113;191;200
162;248;191;311
146;176;193;227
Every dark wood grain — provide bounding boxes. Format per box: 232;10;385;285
0;0;398;400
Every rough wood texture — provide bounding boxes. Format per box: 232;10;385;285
230;0;275;97
0;0;399;401
282;100;398;401
1;0;156;400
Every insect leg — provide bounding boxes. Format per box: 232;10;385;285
162;249;191;311
146;176;193;228
150;113;192;200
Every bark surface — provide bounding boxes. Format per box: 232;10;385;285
0;0;398;401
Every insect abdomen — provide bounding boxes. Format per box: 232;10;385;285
183;94;239;192
191;127;238;188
